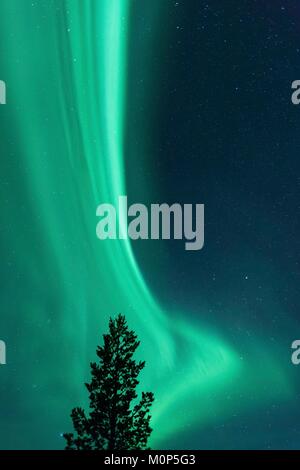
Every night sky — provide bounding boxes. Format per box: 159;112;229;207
0;0;300;450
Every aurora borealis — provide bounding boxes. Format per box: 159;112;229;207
0;0;300;450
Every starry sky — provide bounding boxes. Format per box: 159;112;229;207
0;0;300;450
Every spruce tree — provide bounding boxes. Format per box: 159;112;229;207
64;314;154;450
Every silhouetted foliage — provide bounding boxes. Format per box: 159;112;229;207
64;314;154;450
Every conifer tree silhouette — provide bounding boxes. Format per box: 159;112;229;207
64;314;154;450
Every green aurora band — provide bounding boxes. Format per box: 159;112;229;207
0;0;294;449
